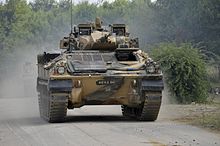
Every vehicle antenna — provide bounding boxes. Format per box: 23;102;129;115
70;0;73;34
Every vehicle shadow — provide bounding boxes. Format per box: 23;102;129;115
65;115;139;123
1;115;155;126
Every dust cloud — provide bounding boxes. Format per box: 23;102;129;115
158;83;180;121
0;47;42;122
0;48;38;99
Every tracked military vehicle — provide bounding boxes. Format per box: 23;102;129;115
37;18;163;122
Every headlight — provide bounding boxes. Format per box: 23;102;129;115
75;80;82;88
147;66;155;73
57;66;65;74
131;79;137;87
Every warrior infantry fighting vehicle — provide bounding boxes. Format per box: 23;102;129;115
37;18;164;122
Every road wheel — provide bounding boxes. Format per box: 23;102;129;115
121;105;141;119
121;105;132;117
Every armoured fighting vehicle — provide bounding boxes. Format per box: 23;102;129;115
37;18;163;122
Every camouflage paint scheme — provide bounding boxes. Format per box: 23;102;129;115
37;18;163;122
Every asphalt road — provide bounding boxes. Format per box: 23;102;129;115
0;96;219;146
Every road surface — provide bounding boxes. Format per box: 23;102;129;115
0;96;219;146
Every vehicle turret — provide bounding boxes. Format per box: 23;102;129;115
60;17;139;51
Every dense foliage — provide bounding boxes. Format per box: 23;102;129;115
152;44;208;103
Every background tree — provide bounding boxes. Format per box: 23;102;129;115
152;43;209;103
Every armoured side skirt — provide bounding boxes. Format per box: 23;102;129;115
37;78;73;93
141;80;164;91
48;79;73;92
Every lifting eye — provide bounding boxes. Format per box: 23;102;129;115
64;42;69;47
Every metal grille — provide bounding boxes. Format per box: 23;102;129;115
70;52;115;62
72;54;82;61
83;55;92;61
93;54;103;61
102;54;113;62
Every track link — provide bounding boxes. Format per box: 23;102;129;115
137;93;162;121
121;91;162;121
38;91;68;123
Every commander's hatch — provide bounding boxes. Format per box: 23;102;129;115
115;48;140;64
111;24;126;36
78;24;93;35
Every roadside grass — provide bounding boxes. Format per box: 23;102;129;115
193;103;220;131
171;96;220;132
201;97;220;131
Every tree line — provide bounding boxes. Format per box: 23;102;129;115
0;0;219;53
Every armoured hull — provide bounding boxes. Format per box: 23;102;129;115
37;64;163;122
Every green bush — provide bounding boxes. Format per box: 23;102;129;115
152;43;208;103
